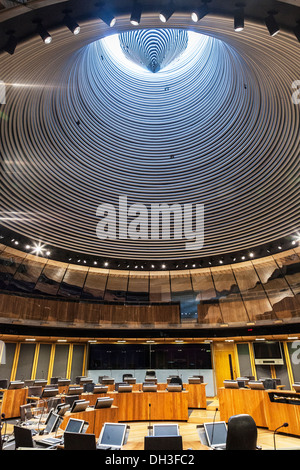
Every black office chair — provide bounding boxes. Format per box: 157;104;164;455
225;414;258;450
14;425;35;449
144;436;183;450
63;432;97;450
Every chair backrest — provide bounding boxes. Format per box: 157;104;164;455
64;395;79;406
14;425;34;449
226;414;257;450
0;379;8;389
144;436;183;450
47;397;61;411
63;432;97;450
20;404;33;422
27;385;43;397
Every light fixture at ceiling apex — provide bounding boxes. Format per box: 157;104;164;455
130;2;142;25
265;14;280;36
234;7;244;31
36;23;52;44
191;4;209;23
98;8;116;27
64;16;80;35
159;2;175;23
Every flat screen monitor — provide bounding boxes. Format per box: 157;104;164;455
167;384;182;392
97;423;127;449
248;381;265;390
68;386;84;395
142;383;157;392
44;411;60;434
42;388;59;397
153;424;179;437
65;418;85;433
293;383;300;393
118;384;132;393
93;385;108;394
223;380;239;389
34;380;47;387
70;400;90;413
95;397;114;409
57;379;71;386
253;341;283;365
188;377;201;384
204;421;227;449
8;381;24;389
56;403;70;416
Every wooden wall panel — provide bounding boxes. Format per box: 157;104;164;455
0;292;180;326
149;272;171;302
211;266;249;324
232;261;275;322
35;260;68;296
192;269;223;324
253;258;300;319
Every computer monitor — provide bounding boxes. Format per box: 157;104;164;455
95;397;114;409
167;384;182;392
293;383;300;393
64;418;85;433
42;388;59;398
223;380;239;389
68;386;84;395
93;385;108;394
188;377;201;384
153;424;179;437
97;423;127;450
8;381;24;389
70;400;90;413
117;384;132;393
57;379;71;386
142;383;157;392
204;421;228;449
34;379;47;387
248;381;265;390
44;411;60;434
56;403;70;416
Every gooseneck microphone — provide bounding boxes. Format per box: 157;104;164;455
273;422;288;450
210;407;219;448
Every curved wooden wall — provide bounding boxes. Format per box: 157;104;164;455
0;243;298;328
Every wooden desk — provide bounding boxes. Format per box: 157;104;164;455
60;406;119;437
107;390;189;422
218;387;268;428
264;390;300;436
0;388;28;419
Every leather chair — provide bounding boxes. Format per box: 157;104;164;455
63;432;97;450
225;414;259;450
14;425;34;449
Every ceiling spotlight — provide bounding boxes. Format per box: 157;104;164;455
98;8;116;27
265;14;280;37
64;16;80;35
3;34;17;55
294;24;300;42
36;23;52;44
191;4;209;23
234;8;244;31
31;242;45;255
159;3;175;23
130;2;142;25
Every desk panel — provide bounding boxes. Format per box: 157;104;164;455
107;390;189;422
218;387;268;428
60;406;119;437
1;388;28;419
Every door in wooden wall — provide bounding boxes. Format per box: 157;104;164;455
213;342;237;393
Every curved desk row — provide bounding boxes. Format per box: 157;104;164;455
219;387;300;436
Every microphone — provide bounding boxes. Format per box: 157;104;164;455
210;407;219;448
273;422;288;450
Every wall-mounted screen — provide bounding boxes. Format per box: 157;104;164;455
253;341;283;365
88;343;212;370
